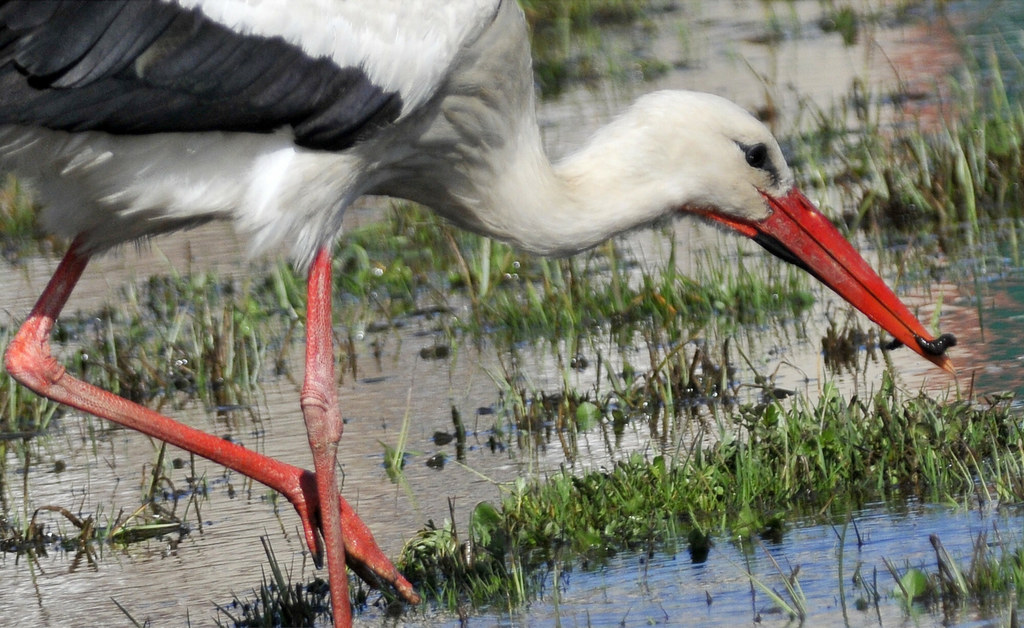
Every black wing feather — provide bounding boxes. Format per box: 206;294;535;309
52;3;180;88
0;0;403;151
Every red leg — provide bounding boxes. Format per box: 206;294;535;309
301;247;349;625
3;240;420;613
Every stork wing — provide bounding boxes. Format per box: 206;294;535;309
0;0;500;151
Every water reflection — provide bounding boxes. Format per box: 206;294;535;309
955;277;1024;401
435;502;1023;627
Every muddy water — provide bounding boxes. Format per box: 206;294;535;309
0;1;1011;626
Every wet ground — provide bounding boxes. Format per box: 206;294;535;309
1;1;1021;626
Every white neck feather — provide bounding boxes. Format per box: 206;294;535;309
439;110;681;257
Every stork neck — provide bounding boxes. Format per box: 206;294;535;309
367;0;669;257
468;118;668;257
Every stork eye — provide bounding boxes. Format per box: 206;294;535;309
744;143;769;169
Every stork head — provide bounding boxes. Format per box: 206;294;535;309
621;91;956;372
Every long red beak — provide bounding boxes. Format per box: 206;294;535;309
697;188;956;373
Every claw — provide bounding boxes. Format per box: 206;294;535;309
293;469;421;604
292;475;326;569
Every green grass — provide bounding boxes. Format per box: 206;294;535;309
43;268;305;421
396;377;1024;612
519;0;666;96
789;45;1024;283
0;366;62;436
0;174;56;260
333;202;816;346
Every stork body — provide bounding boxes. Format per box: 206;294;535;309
0;0;954;625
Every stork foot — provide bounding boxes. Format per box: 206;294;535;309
289;469;421;605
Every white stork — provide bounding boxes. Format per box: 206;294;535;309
0;0;955;625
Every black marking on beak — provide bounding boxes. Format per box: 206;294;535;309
752;231;811;275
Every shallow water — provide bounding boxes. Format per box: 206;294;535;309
457;502;1024;628
956;276;1024;402
0;1;1020;626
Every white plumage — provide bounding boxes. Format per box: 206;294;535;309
174;0;498;112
